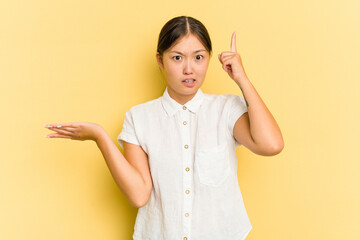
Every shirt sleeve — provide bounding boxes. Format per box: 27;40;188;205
227;95;248;146
117;110;141;150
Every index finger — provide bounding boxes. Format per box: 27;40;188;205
231;31;237;53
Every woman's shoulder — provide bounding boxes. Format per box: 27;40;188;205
203;92;241;104
127;96;162;114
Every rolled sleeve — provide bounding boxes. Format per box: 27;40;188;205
227;95;248;146
117;110;140;150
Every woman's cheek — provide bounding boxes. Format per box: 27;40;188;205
169;66;181;78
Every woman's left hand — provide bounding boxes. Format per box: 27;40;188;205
218;32;248;84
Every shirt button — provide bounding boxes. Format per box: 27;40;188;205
185;167;190;172
184;237;188;240
184;145;189;149
185;212;189;217
185;189;190;194
183;106;187;110
183;121;187;125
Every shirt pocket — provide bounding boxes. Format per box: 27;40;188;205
195;143;231;187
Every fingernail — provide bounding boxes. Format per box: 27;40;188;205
218;54;220;58
57;125;62;128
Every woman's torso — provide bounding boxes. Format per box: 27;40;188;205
118;87;252;240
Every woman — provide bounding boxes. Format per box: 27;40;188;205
45;16;284;240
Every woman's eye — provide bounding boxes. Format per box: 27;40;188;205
195;55;203;60
173;56;182;61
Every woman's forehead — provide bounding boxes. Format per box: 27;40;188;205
167;34;207;53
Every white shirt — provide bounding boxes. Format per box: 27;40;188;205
117;87;252;240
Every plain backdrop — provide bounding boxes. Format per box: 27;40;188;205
1;0;359;239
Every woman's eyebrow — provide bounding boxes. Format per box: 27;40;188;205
169;49;206;55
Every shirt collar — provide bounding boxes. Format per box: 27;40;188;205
161;87;204;117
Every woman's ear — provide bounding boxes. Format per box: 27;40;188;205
156;52;164;70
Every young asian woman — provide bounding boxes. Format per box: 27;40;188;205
45;15;284;240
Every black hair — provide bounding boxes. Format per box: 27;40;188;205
157;16;212;59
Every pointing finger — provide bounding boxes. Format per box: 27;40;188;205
231;31;237;53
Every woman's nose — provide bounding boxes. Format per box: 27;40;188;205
183;59;193;75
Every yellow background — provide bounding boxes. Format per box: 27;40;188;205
1;0;359;239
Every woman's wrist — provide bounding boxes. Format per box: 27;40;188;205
234;74;249;87
93;124;108;143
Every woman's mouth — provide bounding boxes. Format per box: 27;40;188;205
182;79;196;87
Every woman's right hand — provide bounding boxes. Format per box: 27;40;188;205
44;122;104;142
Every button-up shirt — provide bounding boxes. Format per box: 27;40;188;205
117;87;252;240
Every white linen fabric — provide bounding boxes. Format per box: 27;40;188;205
117;87;252;240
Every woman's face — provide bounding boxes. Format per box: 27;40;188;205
156;33;210;105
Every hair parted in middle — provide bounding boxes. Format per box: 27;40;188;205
157;16;212;60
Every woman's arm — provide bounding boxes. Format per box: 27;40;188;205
218;32;284;156
233;80;284;156
95;129;152;207
45;122;152;207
